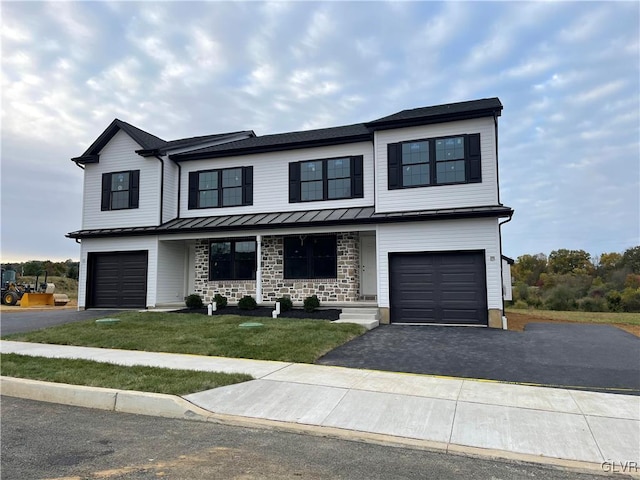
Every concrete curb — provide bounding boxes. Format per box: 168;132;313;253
1;376;211;421
1;376;625;477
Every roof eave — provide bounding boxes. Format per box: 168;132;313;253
71;154;99;165
66;206;513;239
366;107;503;131
169;133;373;162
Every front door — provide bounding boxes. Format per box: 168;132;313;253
360;235;377;298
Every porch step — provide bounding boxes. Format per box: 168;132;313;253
334;307;380;331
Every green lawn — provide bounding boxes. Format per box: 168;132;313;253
2;312;365;364
0;353;252;395
506;308;640;325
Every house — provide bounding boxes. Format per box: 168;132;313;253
68;97;514;328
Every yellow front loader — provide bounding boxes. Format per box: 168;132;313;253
1;270;68;307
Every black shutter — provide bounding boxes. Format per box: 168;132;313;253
289;162;300;203
101;173;111;211
467;133;482;183
351;155;364;198
129;170;140;208
242;166;253;205
387;143;401;189
188;171;199;209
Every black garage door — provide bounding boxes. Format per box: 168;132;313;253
88;251;148;308
390;251;487;325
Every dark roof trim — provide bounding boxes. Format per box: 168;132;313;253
67;205;513;239
137;131;256;157
502;255;515;264
365;99;503;131
170;133;372;161
72;119;168;165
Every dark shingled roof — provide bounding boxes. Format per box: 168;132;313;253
366;97;503;129
170;123;371;161
72;120;253;163
66;205;513;239
72;97;503;164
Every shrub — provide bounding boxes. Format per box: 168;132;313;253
238;295;257;310
543;285;577;311
185;294;203;309
621;288;640;312
606;290;622;312
213;293;228;308
303;294;320;312
513;300;528;309
577;296;606;312
276;296;293;312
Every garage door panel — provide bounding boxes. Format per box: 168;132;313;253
89;251;148;308
390;251;487;325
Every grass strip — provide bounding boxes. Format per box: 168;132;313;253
2;312;365;364
506;308;640;325
0;353;253;395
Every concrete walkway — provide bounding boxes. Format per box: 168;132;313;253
2;340;639;474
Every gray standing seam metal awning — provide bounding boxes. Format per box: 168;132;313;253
66;205;513;239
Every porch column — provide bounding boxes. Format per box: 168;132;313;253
256;235;262;303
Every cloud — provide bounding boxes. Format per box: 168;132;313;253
1;1;638;261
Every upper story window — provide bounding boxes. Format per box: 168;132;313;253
388;133;481;190
101;170;139;211
289;156;363;203
209;239;256;281
188;167;253;209
284;235;337;279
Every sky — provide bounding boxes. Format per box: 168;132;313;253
1;1;639;263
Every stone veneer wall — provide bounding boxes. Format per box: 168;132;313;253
192;233;360;305
261;233;360;303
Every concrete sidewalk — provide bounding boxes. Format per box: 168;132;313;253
2;340;639;475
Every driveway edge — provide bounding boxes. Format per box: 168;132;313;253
1;376;621;477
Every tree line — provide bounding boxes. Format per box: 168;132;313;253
1;260;79;280
510;246;640;312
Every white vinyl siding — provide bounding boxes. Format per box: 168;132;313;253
82;130;160;229
376;218;502;310
375;117;498;213
162;157;179;223
156;240;186;304
78;236;158;308
179;142;373;218
502;258;513;301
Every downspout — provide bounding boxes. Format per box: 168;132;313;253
256;234;262;304
498;213;514;328
494;112;501;205
176;161;182;219
153;155;164;225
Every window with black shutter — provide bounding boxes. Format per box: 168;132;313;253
101;170;140;211
387;133;481;189
289;156;364;203
188;167;253;209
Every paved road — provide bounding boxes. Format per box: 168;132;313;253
317;323;640;394
1;397;614;480
0;309;124;335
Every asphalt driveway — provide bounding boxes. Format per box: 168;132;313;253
317;323;640;395
0;309;124;335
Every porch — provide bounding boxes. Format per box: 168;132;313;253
155;230;378;308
